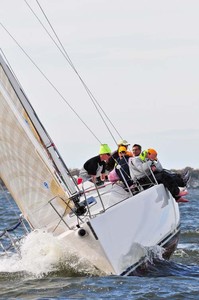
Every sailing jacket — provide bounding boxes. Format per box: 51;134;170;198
128;156;163;181
129;156;181;198
83;155;106;176
79;155;106;182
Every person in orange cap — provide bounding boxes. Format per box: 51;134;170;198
129;148;188;202
131;144;189;189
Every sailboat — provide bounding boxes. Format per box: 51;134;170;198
0;51;181;276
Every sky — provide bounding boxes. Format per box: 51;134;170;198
1;0;199;170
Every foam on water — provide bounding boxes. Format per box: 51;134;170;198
0;230;101;277
0;229;167;277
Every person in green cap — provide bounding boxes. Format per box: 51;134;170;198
79;144;111;184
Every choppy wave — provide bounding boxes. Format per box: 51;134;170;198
0;188;199;279
0;228;180;279
0;229;178;278
0;188;199;299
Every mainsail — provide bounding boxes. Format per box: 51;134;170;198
0;54;78;234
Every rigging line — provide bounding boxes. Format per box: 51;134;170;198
31;0;121;144
24;0;109;138
24;0;118;144
34;0;121;143
0;22;101;144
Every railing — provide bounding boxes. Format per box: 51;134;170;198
47;179;158;232
0;216;30;257
48;181;140;230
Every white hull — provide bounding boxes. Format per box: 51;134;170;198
55;183;180;276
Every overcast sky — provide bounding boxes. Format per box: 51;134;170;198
1;0;199;169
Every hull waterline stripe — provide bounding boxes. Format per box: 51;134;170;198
120;260;144;276
120;226;180;276
158;224;180;247
87;221;98;240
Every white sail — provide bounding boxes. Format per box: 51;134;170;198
0;54;78;234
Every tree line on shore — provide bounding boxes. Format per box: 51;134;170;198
69;167;199;188
0;167;199;189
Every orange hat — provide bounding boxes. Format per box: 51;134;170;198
118;146;127;153
147;148;157;160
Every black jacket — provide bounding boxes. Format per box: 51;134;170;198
115;155;134;187
84;155;106;175
106;150;119;171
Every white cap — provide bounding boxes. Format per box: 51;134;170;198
117;139;129;146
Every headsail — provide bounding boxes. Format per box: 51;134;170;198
0;54;78;234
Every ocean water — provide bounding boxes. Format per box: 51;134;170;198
0;186;199;300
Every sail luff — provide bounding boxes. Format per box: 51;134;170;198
0;54;78;196
0;54;76;233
